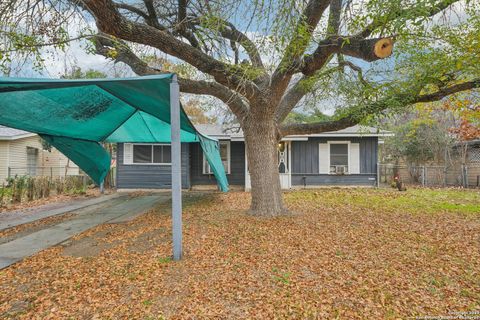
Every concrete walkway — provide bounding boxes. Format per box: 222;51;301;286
0;193;170;269
0;193;121;232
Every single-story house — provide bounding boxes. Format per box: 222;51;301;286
116;124;393;190
0;126;79;183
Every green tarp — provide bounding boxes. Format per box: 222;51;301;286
0;74;229;191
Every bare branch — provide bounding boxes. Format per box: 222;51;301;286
177;0;187;24
216;21;264;69
143;0;164;29
83;0;261;100
178;78;250;122
114;2;149;20
93;34;249;121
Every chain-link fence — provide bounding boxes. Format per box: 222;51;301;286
7;166;80;178
7;166;117;187
378;163;480;188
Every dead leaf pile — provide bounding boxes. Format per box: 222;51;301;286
0;189;479;319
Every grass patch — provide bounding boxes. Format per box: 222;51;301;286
285;187;480;214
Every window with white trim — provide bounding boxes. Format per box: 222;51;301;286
329;143;349;174
203;141;230;174
132;144;171;164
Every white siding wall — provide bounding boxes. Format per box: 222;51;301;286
8;135;43;171
42;148;79;175
0;141;9;183
1;135;79;179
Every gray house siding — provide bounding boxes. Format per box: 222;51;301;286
116;143;190;189
190;140;245;186
291;137;378;186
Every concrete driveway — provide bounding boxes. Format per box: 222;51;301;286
0;193;170;269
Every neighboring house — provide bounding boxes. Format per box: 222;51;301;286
116;124;393;190
0;126;79;183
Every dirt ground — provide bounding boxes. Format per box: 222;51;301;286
0;188;479;319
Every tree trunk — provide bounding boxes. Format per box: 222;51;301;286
243;118;287;216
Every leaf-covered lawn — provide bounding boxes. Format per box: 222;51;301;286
1;188;479;319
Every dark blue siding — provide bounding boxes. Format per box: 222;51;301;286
291;137;378;186
190;141;245;186
291;174;377;186
116;136;378;189
116;143;190;189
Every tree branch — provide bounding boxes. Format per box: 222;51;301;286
142;0;164;29
280;78;480;136
327;0;342;36
275;60;368;123
301;36;393;76
114;2;148;20
280;117;357;136
270;0;331;98
415;79;480;103
178;78;249;122
84;0;261;100
216;21;264;68
356;0;461;38
93;34;249;121
276;76;309;122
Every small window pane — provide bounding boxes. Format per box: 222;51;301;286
330;144;348;155
133;145;152;163
153;145;163;163
204;142;230;174
220;142;229;160
162;146;171;163
204;157;211;174
152;145;172;163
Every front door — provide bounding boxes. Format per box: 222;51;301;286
245;141;291;191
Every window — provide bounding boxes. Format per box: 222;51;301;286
133;144;171;164
329;143;349;174
203;141;230;174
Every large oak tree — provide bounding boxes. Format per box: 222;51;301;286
1;0;479;215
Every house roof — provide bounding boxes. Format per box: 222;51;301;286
0;126;36;140
195;124;393;140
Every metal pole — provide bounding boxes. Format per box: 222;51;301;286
465;165;469;188
376;162;380;187
170;75;182;261
422;166;426;187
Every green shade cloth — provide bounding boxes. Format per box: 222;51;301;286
0;75;229;191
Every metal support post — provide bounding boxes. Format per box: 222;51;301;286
170;75;183;261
